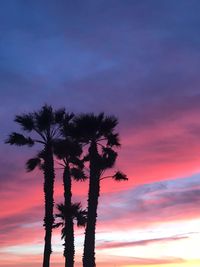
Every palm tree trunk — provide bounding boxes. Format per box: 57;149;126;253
43;143;55;267
63;165;75;267
83;142;100;267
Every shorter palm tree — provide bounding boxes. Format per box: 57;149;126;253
54;202;87;267
53;137;87;267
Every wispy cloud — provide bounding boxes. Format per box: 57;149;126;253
98;175;200;229
97;235;189;249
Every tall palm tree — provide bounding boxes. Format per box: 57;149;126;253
72;113;128;267
54;202;87;267
53;137;87;267
6;105;71;267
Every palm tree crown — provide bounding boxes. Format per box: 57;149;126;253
6;105;72;267
6;105;73;146
72;113;127;267
55;202;87;237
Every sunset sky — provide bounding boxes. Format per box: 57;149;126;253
1;1;200;266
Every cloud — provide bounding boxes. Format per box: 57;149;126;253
92;255;185;266
97;235;188;249
122;256;185;265
98;175;200;229
0;204;43;246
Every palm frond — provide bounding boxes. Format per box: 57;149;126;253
54;108;66;124
106;133;121;147
62;112;74;125
55;201;87;243
56;203;65;212
100;115;118;136
26;157;41;172
72;113;119;144
37;150;46;159
76;212;87;227
100;147;117;169
55;204;65;219
52;222;63;229
72;113;101;141
70;167;87;181
34;105;54;132
5;132;34;146
61;227;66;239
72;203;87;227
55;213;65;220
15;113;35;132
53;139;68;159
53;138;82;160
69;157;84;169
112;171;128;181
61;117;74;138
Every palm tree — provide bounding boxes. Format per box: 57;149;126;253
6;105;71;267
53;137;87;267
54;202;87;267
72;113;128;267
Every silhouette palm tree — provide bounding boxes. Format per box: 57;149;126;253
72;113;128;267
54;202;87;267
6;105;71;267
53;136;87;267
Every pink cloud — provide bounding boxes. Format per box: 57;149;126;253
97;235;189;249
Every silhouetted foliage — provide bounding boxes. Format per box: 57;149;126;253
70;167;87;181
6;107;127;267
72;113;127;267
6;105;67;267
26;157;42;172
54;202;86;267
6;132;34;146
113;171;128;181
53;120;87;267
55;202;87;233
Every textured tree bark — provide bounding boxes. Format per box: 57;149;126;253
83;142;100;267
43;143;55;267
63;165;75;267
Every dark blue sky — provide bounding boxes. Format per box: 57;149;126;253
1;0;200;119
2;0;200;184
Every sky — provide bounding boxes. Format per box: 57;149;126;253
1;0;200;266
